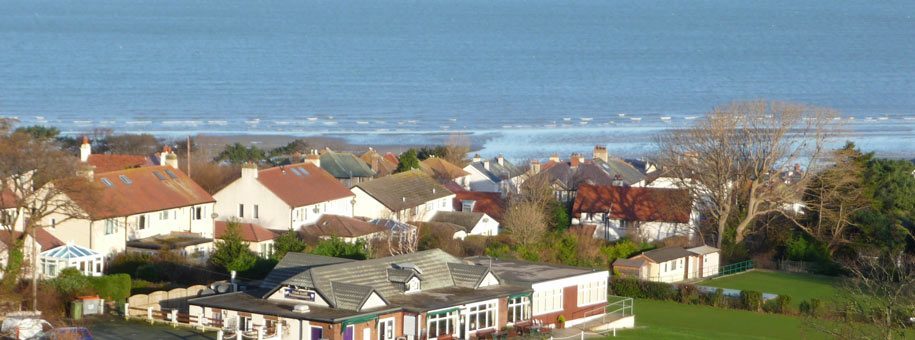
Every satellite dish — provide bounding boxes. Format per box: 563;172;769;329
211;212;219;219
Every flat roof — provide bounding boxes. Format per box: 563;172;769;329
464;256;603;287
386;285;530;312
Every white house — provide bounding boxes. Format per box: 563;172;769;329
429;211;499;236
613;245;721;283
351;170;455;222
572;184;697;242
213;163;356;231
462;154;525;195
44;165;216;257
419;157;471;188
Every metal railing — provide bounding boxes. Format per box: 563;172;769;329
718;260;754;276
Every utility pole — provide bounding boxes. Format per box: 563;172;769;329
186;136;192;177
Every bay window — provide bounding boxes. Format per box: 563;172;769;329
466;301;496;332
507;296;531;323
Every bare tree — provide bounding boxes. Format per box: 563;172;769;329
808;250;914;339
0;131;97;292
442;133;471;167
657;101;838;246
503;201;548;247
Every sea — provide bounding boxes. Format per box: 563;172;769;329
1;0;913;160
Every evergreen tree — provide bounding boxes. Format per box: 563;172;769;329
312;237;368;260
396;149;421;173
210;220;257;274
272;230;307;260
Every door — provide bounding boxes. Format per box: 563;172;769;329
362;327;372;340
344;325;354;340
311;326;324;340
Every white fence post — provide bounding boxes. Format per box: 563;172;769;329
217;330;224;340
580;330;584;339
124;303;130;320
257;326;264;340
170;309;178;327
147;307;154;324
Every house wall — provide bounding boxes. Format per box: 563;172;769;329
530;271;609;327
408;195;455;222
468;215;499;236
578;213;694;242
127;203;216;240
649;257;687;283
44;215;126;256
289;196;355;231
351;188;394;220
698;252;720;277
214;176;292;230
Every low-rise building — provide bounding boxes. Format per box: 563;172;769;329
429;211;498;237
359;148;398;178
188;249;625;340
216;221;279;258
214;163;356;231
45;166;216;257
612;246;720;283
462;154;524;195
319;149;376;188
301;215;388;244
572;184;697;242
528;146;646;203
351;171;454;222
419;157;470;188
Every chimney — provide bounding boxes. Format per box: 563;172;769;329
472;154;482;163
529;160;541;175
570;153;581;168
496;154;504;166
306;149;321;168
483;160;490;171
593;145;608;162
79;136;91;162
161;146;179;169
241;162;258;179
549;153;560;163
612;174;625;186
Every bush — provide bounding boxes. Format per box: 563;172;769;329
678;284;700;304
90;274;131;304
239;257;278;280
711;288;726;308
51;268;93;299
641;281;677;300
610;278;641;298
740;290;763;312
800;298;823;317
135;264;162;282
312;237;368;260
106;252;153;276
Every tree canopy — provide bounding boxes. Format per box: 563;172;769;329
395;149;421;173
209;220;257;273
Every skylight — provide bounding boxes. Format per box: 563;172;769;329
118;175;132;185
165;169;178;179
290;167;303;176
297;167;310;176
100;178;113;187
153;171;166;180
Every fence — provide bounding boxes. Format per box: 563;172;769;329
718;260;754;276
778;260;818;274
126;285;208;316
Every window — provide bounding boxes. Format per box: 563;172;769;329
310;327;323;340
104;219;117;235
238;315;252;332
426;310;455;339
507;296;531;323
532;288;563;315
405;277;421;293
118;175;132;185
50;218;56;228
138;215;146;230
260;242;273;258
577;280;608;307
100;178;113;187
160;211;169;220
194;207;203;220
238;204;244;218
378;318;395;340
467;301;496;331
254;205;259;219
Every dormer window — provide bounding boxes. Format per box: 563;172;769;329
406;277;421;293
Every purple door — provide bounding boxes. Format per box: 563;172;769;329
343;325;354;340
311;327;324;340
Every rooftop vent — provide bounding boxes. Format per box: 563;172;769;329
293;304;311;313
393;263;422;274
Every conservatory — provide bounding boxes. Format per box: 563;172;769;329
39;244;104;278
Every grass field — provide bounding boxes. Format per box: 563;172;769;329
613;299;826;340
699;270;839;306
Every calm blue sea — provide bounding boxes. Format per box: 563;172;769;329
0;0;913;158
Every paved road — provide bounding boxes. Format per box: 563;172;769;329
88;320;216;340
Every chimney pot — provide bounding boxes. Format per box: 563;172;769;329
496;154;504;166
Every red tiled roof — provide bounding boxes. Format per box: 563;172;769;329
257;163;354;208
73;166;215;220
0;189;17;209
572;184;692;224
420;158;470;180
215;221;277;242
452;191;506;223
301;214;387;238
35;228;65;250
383;153;399;166
87;154;153;173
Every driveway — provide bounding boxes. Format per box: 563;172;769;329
88;320;216;340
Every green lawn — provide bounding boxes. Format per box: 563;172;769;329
699;270;840;306
613;299;826;340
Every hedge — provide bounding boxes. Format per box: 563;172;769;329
610;277;794;315
90;274;132;303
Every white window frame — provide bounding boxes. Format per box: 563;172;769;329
507;296;531;324
426;309;456;339
378;317;395;340
104;219;117;235
532;288;563;316
577;280;608;307
465;300;497;332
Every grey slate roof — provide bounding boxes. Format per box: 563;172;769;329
448;263;492;288
612;258;647;267
688;245;720;256
330;282;379;311
260;253;355;290
464;256;601;287
320;150;376;179
469;158;524;183
640;247;695;263
430;211;485;230
354;170;454;211
536;158;646;190
386;268;419;283
593;158;646;184
189;289;399;323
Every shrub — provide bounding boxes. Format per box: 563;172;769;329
106;252;153;276
90;274;131;304
800;298;823;317
610;278;641;298
239;257;278;280
640;281;677;300
678;284;700;304
312;237;368;260
740;290;763;312
135;263;162;282
711;288;726;308
773;295;792;314
51;268;93;299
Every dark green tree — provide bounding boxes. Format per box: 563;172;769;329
547;200;571;231
396;149;421;173
416;146;447;160
14;125;60;140
270;139;311;157
210;220;257;274
311;237;368;260
216;143;267;164
272;230;307;260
